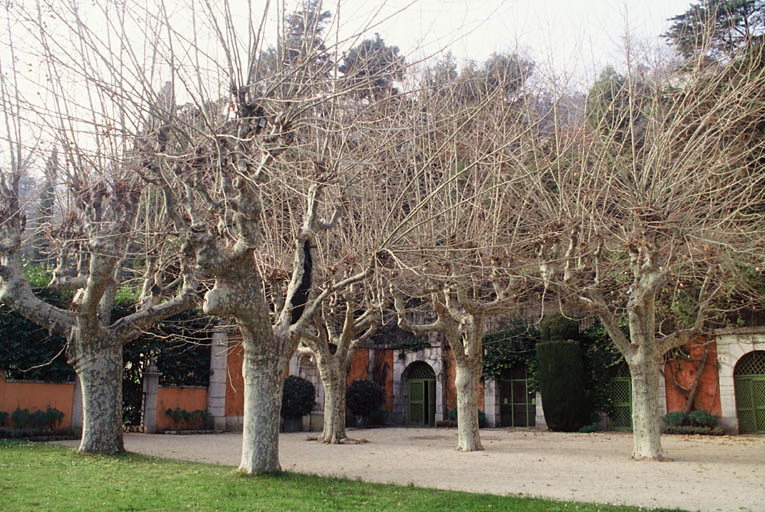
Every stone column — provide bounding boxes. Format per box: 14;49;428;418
484;378;499;427
142;364;161;433
206;326;229;431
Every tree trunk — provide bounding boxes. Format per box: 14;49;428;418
72;342;124;454
454;360;483;451
628;355;664;460
239;343;285;474
319;362;348;443
626;303;665;460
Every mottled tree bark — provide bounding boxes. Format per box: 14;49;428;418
71;341;124;454
239;333;288;473
627;349;664;460
316;355;349;443
454;359;483;451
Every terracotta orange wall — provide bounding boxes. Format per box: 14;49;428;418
156;386;208;430
0;374;75;428
373;349;394;412
347;348;369;385
664;340;722;416
443;353;485;414
225;341;245;417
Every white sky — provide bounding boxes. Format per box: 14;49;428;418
0;0;697;170
330;0;695;89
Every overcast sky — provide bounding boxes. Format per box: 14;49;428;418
329;0;695;89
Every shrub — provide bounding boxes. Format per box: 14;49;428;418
446;408;487;428
663;411;688;427
164;408;212;429
688;410;718;428
664;425;725;436
536;338;591;432
346;379;384;417
0;411;7;426
578;422;599;433
10;407;64;430
11;408;31;429
281;376;315;418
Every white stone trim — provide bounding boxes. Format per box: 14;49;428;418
715;329;765;433
484;379;499;427
392;342;443;425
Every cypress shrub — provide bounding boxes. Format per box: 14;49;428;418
537;315;591;431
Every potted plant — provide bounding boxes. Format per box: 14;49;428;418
346;379;384;428
281;376;315;432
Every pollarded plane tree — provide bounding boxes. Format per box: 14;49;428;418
530;43;765;460
385;54;539;452
295;284;381;444
283;33;419;445
0;2;200;454
132;0;414;473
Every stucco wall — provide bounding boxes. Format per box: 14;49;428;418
664;340;722;416
156;386;208;431
0;373;75;429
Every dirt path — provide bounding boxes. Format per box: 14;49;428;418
55;428;764;511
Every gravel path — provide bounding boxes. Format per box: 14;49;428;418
55;428;765;511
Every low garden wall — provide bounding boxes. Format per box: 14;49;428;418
155;385;208;431
0;373;76;429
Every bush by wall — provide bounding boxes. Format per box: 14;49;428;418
662;409;719;431
281;376;315;419
346;379;384;417
163;408;212;430
8;407;64;430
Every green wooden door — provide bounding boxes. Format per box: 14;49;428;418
407;378;436;426
734;351;765;434
427;379;436;426
407;380;425;425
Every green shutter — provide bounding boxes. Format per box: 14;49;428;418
408;380;424;425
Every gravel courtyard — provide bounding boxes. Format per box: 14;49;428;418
56;428;764;511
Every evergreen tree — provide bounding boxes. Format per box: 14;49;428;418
665;0;764;61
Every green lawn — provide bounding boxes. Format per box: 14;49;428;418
0;440;683;512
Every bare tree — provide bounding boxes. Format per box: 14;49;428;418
0;2;199;453
127;0;424;472
531;45;765;459
385;56;538;451
296;284;381;444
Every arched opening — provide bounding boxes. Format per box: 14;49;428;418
405;361;436;426
609;362;632;430
734;350;765;433
498;364;535;427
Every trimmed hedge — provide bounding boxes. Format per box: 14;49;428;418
537;315;591;432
